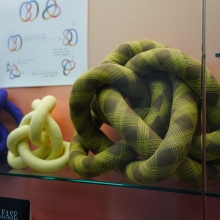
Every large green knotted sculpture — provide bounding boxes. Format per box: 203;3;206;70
69;39;220;185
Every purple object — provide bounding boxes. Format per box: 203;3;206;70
0;88;23;158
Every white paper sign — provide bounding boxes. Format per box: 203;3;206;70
0;0;88;87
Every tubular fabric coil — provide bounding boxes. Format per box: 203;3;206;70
68;39;220;185
7;95;69;172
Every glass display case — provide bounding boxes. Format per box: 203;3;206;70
0;0;220;219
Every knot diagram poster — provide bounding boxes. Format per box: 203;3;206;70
0;0;88;87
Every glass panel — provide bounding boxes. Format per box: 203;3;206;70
0;0;212;201
205;0;220;199
0;163;202;195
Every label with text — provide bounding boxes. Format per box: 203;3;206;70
0;197;30;220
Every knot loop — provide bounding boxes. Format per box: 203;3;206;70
7;95;69;172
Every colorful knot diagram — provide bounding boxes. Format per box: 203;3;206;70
19;0;39;22
8;35;22;52
42;0;61;20
0;89;23;158
9;65;21;80
62;28;78;46
62;59;75;76
7;95;69;172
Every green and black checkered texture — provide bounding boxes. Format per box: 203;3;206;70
69;39;220;185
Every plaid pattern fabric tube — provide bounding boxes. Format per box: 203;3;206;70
69;39;220;185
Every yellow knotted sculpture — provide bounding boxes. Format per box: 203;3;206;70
7;95;69;172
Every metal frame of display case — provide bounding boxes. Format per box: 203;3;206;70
201;0;207;218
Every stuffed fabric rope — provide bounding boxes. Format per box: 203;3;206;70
0;88;23;157
69;72;172;177
116;75;198;184
7;95;69;172
124;47;220;183
68;39;220;185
